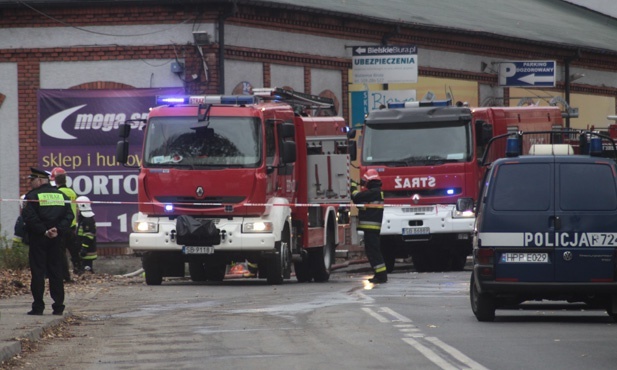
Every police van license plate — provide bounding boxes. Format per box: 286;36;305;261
501;253;548;263
402;227;430;236
182;246;214;254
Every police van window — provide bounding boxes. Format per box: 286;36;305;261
559;163;617;211
492;163;551;211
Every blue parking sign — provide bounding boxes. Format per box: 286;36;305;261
499;61;556;87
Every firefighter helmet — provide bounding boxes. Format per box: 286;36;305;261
363;169;381;182
76;196;95;217
50;167;66;181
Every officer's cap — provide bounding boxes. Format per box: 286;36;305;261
28;167;50;179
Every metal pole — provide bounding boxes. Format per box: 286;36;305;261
565;60;571;128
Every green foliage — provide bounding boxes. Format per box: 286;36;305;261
0;226;30;270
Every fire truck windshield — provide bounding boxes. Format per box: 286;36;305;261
362;121;472;166
143;116;261;168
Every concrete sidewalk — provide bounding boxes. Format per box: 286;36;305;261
0;255;144;365
0;292;75;364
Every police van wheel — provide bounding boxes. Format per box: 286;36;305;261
470;272;495;322
605;295;617;321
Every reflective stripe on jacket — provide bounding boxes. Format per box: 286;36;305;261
351;187;384;231
77;215;97;260
58;186;78;227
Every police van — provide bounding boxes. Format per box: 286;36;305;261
464;130;617;321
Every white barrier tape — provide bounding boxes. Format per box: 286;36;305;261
0;197;422;208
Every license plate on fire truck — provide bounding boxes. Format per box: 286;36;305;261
182;246;214;254
402;227;430;235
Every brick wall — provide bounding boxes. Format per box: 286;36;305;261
2;2;616;194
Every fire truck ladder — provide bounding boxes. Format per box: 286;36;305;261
253;87;336;116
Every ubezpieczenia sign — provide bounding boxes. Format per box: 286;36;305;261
352;45;418;84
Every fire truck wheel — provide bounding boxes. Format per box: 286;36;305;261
310;231;334;282
411;251;430;273
293;257;312;283
413;249;450;272
142;252;163;286
450;252;468;271
267;240;290;285
204;261;226;282
188;261;208;282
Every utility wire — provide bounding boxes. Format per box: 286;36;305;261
15;0;195;37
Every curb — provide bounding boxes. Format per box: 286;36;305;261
0;315;67;364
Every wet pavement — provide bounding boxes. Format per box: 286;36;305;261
0;256;386;364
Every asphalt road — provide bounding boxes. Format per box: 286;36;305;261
5;262;617;370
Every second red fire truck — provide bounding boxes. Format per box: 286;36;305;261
348;101;564;272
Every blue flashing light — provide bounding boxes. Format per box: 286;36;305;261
164;204;174;212
446;189;455;195
157;95;189;105
387;102;405;108
505;137;520;157
589;137;603;156
156;95;258;106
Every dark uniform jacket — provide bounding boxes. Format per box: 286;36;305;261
22;183;74;238
351;182;384;231
77;215;97;260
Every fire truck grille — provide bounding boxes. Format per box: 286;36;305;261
155;196;246;209
383;188;462;198
402;206;435;214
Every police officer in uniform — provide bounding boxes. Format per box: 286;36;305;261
351;169;387;283
22;168;74;315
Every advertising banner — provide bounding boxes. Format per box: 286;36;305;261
37;88;183;243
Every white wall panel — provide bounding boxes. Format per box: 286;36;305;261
0;63;20;233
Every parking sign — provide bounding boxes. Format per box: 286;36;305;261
499;61;556;87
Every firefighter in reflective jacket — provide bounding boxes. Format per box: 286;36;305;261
351;169;387;283
76;196;97;273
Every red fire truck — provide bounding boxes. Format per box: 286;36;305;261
116;88;351;285
348;101;564;272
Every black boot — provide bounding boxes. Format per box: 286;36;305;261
369;271;388;284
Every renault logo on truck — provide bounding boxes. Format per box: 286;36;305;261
196;186;204;198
